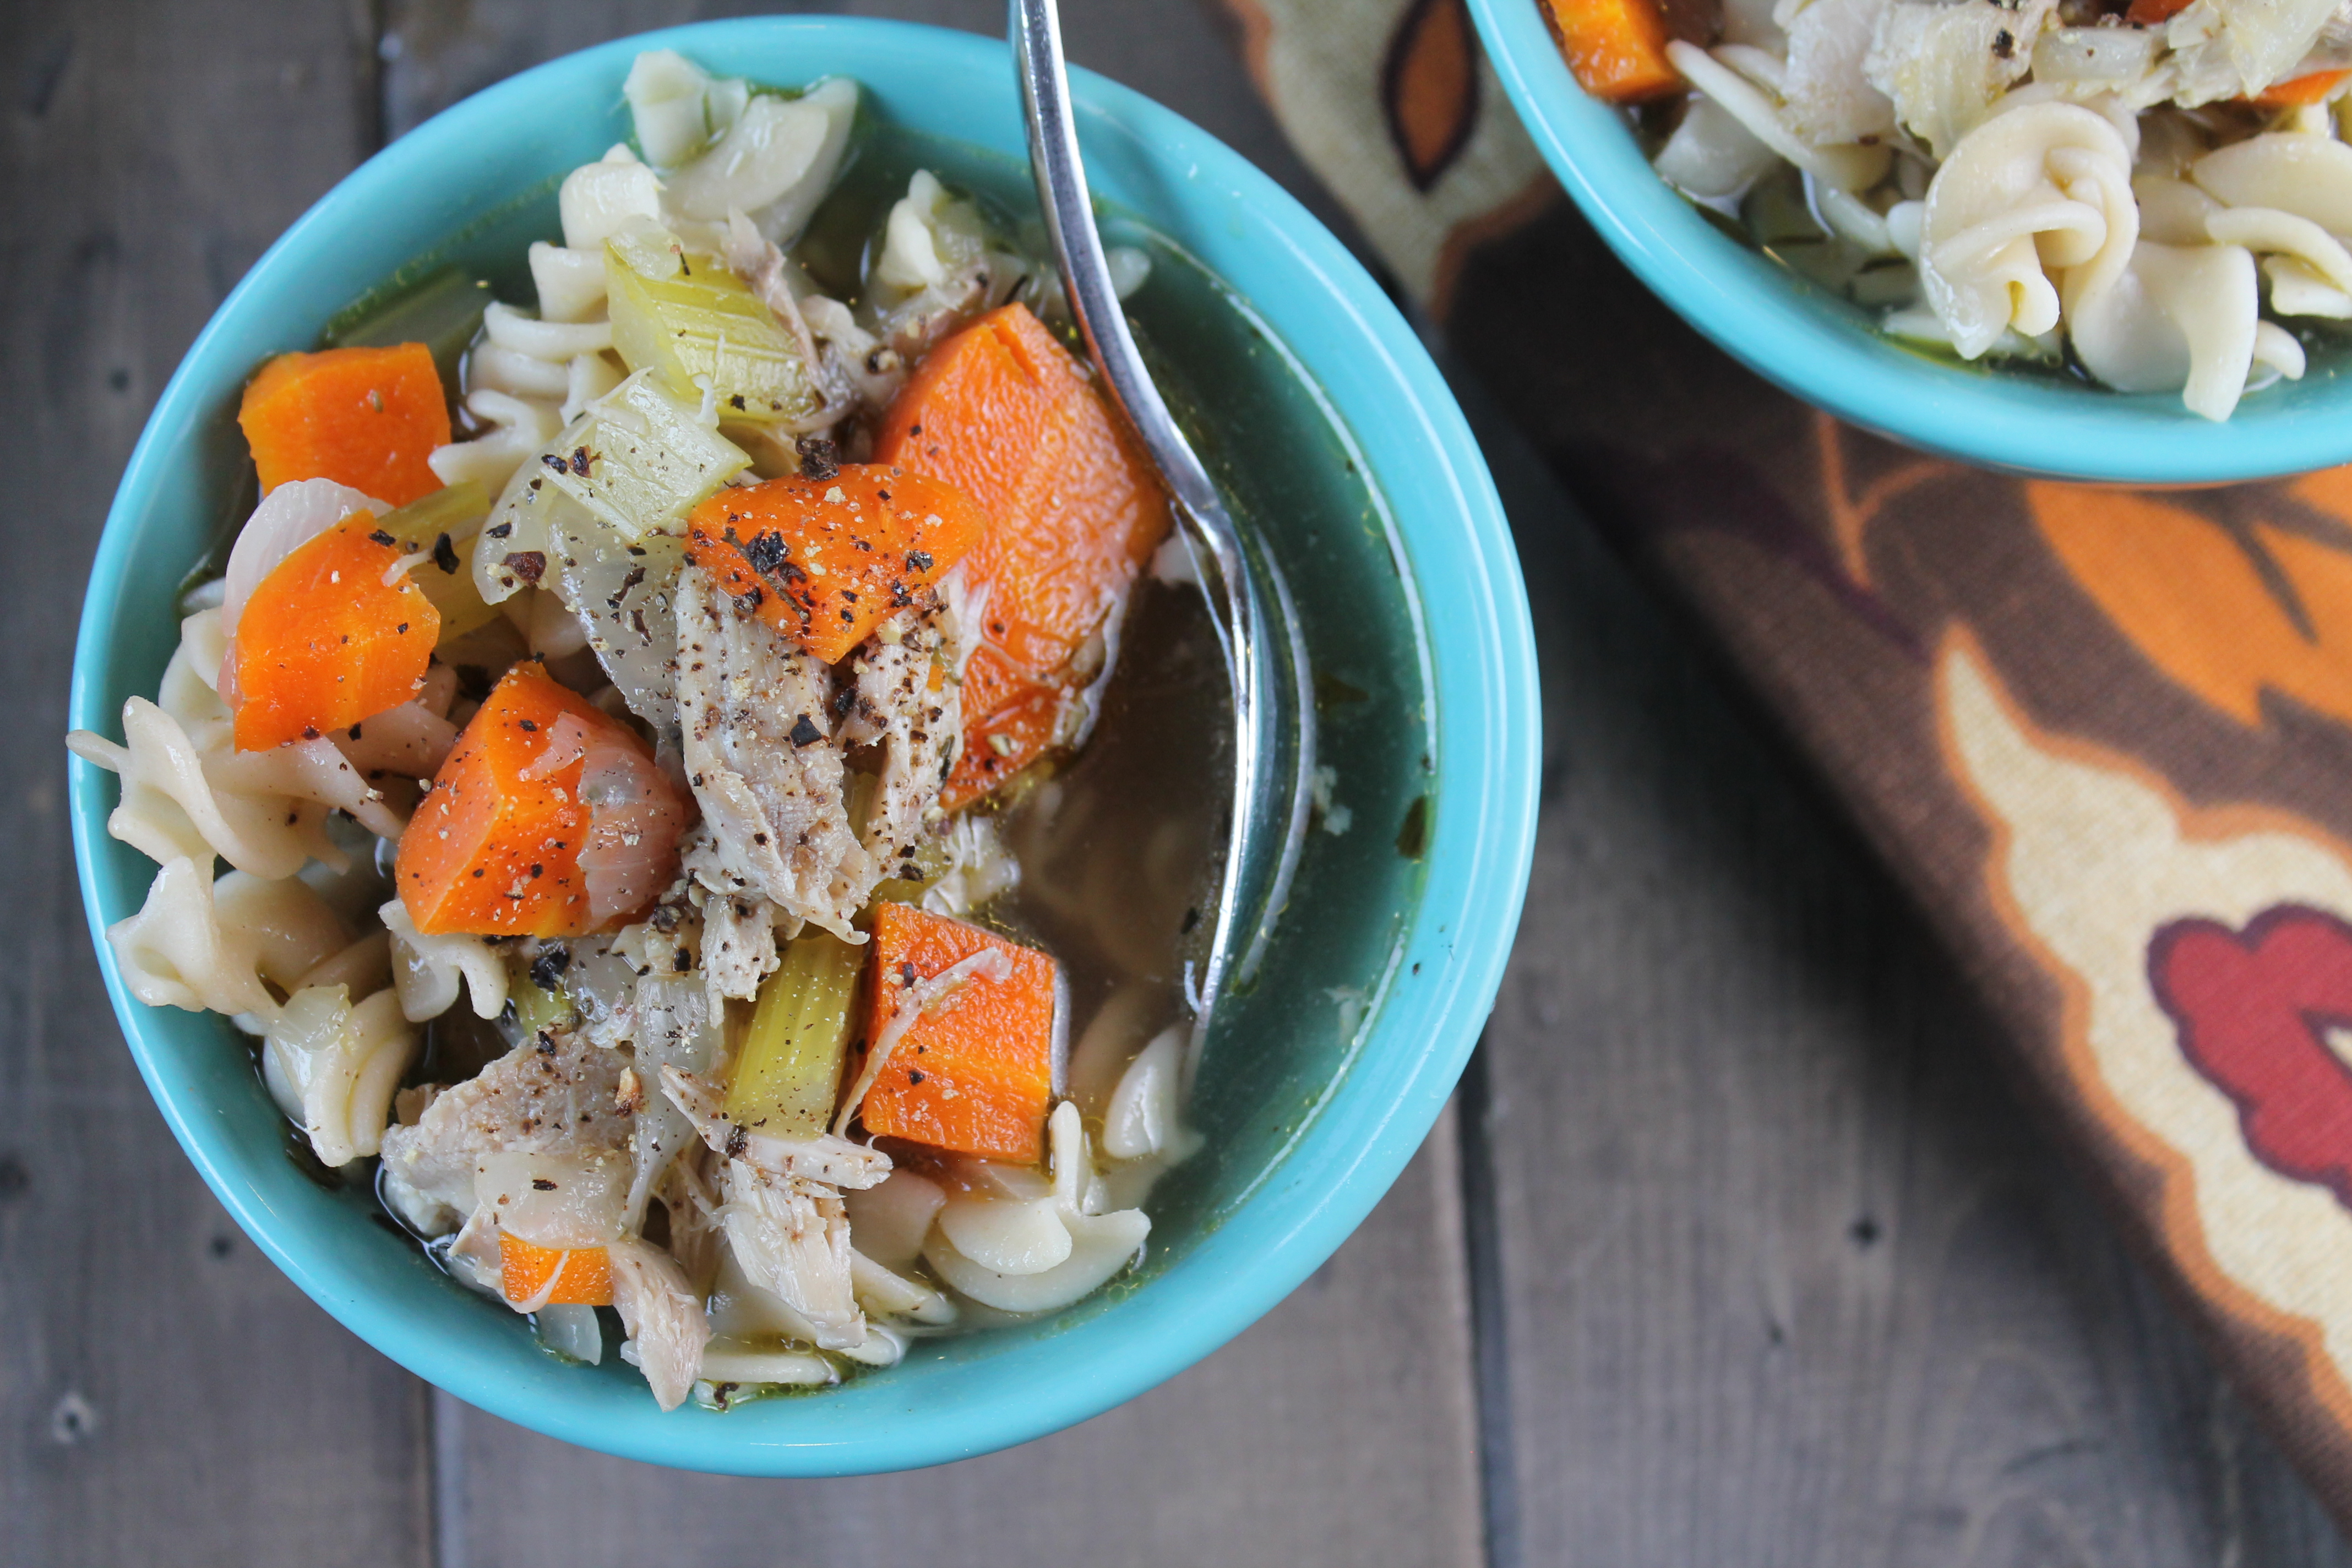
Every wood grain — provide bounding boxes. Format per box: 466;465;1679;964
433;1124;1481;1568
1463;390;2352;1567
378;0;1366;251
0;3;431;1565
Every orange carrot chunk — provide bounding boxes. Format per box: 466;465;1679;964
238;343;452;508
227;512;438;752
940;648;1063;811
498;1234;614;1307
2125;0;2193;23
876;304;1170;805
858;903;1060;1163
2254;68;2351;107
1544;0;1683;104
396;662;677;937
683;465;988;665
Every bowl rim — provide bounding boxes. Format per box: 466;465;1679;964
68;15;1541;1474
1468;0;2352;484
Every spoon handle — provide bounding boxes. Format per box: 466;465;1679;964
1011;0;1312;1035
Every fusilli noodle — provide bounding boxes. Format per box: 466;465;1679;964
1642;0;2352;416
379;898;509;1023
68;609;401;880
260;986;417;1168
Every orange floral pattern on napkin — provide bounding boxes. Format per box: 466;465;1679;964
1226;0;2352;1519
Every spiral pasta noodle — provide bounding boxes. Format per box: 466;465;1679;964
1640;0;2352;417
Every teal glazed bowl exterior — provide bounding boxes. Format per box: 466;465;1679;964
1470;0;2352;483
68;18;1538;1474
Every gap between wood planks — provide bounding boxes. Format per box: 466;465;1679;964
1458;1036;1525;1568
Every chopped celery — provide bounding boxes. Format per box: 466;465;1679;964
605;235;821;424
375;481;501;639
510;976;575;1039
378;480;489;547
862;831;952;908
539;369;749;542
325;267;491;397
725;932;864;1137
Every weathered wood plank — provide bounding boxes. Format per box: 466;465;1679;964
380;0;1366;256
1467;390;2352;1566
1;4;433;1564
383;7;1483;1566
433;1123;1480;1568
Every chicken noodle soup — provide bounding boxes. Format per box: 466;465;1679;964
66;48;1226;1412
1545;0;2352;418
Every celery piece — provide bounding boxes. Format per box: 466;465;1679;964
510;977;575;1040
540;370;749;542
376;481;500;639
725;932;865;1138
605;237;821;424
378;480;489;547
325;267;491;398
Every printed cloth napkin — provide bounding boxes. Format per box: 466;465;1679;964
1218;0;2352;1523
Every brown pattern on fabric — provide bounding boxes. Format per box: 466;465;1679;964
1212;0;2352;1521
1438;192;2352;1520
1382;0;1482;190
1213;0;1551;303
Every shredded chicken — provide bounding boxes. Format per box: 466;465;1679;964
608;1237;713;1410
623;977;723;1224
721;1157;864;1349
689;863;781;1004
839;609;959;862
661;1066;895;1189
674;563;874;940
654;1152;727;1293
379;1031;629;1236
723;213;824;386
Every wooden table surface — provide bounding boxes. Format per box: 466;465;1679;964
10;2;2352;1562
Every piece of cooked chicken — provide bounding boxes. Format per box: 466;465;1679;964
837;605;960;868
379;1030;629;1237
675;562;875;944
721;1157;865;1351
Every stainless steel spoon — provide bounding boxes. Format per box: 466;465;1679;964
1011;0;1314;1052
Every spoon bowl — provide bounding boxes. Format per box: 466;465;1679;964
1012;0;1315;1053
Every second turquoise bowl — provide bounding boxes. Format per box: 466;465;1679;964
1471;0;2352;483
69;17;1539;1473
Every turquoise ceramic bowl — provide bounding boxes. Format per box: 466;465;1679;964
69;18;1537;1473
1471;0;2352;482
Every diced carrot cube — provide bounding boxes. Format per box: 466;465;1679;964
1543;0;1683;103
227;512;438;752
683;465;987;665
939;657;1061;812
395;662;666;937
876;304;1170;803
498;1233;614;1306
858;903;1059;1163
238;344;452;508
2254;68;2350;108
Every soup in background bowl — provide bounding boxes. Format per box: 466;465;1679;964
1471;0;2352;482
68;16;1538;1474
